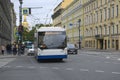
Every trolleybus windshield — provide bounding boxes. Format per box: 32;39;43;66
38;31;67;49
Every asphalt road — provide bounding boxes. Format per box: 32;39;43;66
0;50;120;80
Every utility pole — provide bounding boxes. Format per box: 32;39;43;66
18;0;23;43
78;19;81;49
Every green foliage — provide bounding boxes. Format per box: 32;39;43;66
22;23;53;42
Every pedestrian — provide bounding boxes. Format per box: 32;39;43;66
6;44;12;55
6;44;9;54
21;44;25;55
13;44;17;55
1;45;5;55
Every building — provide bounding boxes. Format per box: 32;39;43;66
61;0;84;48
0;0;16;46
61;0;120;50
84;0;120;50
52;0;73;27
22;15;29;30
11;3;17;44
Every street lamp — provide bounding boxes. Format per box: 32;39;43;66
18;0;23;43
78;19;81;49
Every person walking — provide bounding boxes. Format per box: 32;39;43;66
13;44;17;55
1;45;5;55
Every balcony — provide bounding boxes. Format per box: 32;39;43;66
52;9;64;19
95;34;103;39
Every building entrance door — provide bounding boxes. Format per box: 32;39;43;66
99;39;103;49
116;40;119;50
105;40;107;49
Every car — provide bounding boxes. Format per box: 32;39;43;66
27;45;34;56
67;43;78;54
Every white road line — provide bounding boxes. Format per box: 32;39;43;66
80;69;89;72
117;58;120;61
106;56;110;59
95;70;104;73
104;62;111;64
40;67;48;69
3;66;11;68
95;61;100;63
16;66;24;68
66;68;73;71
52;67;59;70
113;62;120;64
112;72;120;75
28;66;35;69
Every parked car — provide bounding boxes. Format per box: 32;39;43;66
27;45;34;56
67;43;78;54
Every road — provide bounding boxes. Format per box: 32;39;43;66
0;50;120;80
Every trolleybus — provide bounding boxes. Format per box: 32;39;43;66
34;27;67;61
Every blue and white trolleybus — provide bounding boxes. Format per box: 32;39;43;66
34;27;67;61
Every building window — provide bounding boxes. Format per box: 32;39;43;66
112;40;114;48
100;10;102;22
100;26;102;35
109;26;110;35
108;8;110;19
112;6;114;18
108;40;110;48
105;0;107;4
116;5;119;17
100;0;102;6
104;8;107;20
96;11;98;23
96;27;98;35
112;25;114;34
104;26;107;35
116;25;118;34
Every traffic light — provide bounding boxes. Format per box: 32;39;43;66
29;8;31;14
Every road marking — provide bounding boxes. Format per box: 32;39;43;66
28;66;35;69
80;69;89;72
112;72;120;75
40;67;48;69
95;61;100;63
3;66;11;68
117;58;120;61
16;66;24;68
95;70;104;73
52;67;59;70
106;56;110;59
104;62;111;64
66;68;73;71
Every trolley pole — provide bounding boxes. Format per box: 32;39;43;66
78;19;81;49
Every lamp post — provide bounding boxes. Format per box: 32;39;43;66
78;19;81;49
18;0;23;43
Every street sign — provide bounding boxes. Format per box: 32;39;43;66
69;23;73;26
22;8;29;15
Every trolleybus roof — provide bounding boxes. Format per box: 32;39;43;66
37;27;65;32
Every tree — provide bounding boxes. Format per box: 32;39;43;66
22;23;53;42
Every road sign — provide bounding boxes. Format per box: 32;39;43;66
22;8;29;15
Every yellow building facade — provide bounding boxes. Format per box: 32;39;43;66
84;0;120;50
61;0;120;50
52;0;73;26
62;0;85;48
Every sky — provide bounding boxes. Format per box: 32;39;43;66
11;0;62;27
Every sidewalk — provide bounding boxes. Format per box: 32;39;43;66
0;54;17;68
79;48;120;55
0;54;17;59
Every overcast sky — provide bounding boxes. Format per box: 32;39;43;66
11;0;62;26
